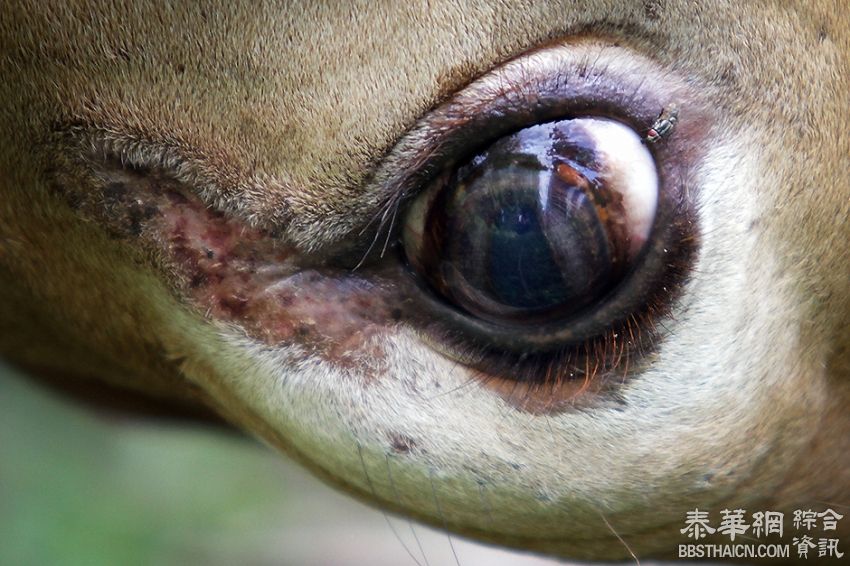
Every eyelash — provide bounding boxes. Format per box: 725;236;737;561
350;41;708;404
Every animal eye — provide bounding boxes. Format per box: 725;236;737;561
374;41;708;382
403;117;658;327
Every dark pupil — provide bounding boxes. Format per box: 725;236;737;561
431;120;623;324
488;199;569;309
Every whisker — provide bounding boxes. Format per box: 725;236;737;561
495;378;521;426
429;469;461;566
385;454;430;566
599;511;640;566
357;206;381;236
356;442;423;566
353;226;385;272
429;376;478;400
429;354;481;401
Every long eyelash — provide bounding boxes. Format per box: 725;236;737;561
354;163;421;270
362;71;535;265
353;200;395;270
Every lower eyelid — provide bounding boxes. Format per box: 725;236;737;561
423;324;657;414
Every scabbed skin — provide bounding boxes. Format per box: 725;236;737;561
1;2;849;562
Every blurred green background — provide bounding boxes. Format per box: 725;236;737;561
0;362;560;566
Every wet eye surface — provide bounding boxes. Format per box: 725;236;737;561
367;39;711;388
404;117;658;326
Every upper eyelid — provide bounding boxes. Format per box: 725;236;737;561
363;39;709;251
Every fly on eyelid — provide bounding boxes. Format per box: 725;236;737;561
645;105;679;143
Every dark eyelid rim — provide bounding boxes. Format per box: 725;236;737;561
368;38;711;222
365;38;713;352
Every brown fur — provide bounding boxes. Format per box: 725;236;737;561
1;1;848;562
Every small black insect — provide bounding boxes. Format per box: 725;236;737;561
645;105;679;143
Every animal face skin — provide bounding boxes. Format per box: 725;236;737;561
1;1;848;562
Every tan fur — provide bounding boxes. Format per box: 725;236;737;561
1;0;848;562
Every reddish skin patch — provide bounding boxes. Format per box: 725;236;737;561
163;200;402;368
92;170;404;375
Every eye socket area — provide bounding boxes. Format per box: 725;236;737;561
375;40;708;370
403;116;659;327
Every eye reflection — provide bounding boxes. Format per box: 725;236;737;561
404;117;658;325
